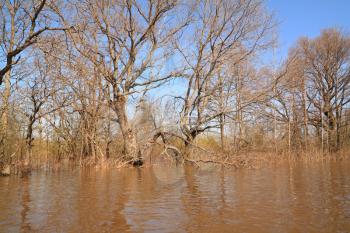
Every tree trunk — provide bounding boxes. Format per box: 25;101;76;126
302;78;308;151
219;114;225;150
0;72;11;162
328;118;338;152
25;119;35;168
183;137;194;160
1;11;15;165
113;94;141;163
335;106;341;151
105;140;112;159
183;129;199;160
21;119;34;176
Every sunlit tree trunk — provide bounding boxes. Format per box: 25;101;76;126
219;114;225;150
301;76;308;151
218;72;225;150
25;117;35;167
0;72;11;161
0;6;15;164
112;94;140;161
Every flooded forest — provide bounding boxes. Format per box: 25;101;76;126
0;0;350;232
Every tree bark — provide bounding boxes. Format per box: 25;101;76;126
112;94;140;162
301;76;308;151
219;114;225;150
183;137;194;160
24;118;35;168
0;72;11;161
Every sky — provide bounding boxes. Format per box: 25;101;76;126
267;0;350;59
149;0;350;102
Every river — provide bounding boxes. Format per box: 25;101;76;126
1;161;350;233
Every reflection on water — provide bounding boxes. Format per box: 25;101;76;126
1;161;350;233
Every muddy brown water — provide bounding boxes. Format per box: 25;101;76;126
1;161;350;233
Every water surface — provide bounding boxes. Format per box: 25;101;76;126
1;161;350;233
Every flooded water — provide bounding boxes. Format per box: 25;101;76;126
1;161;350;233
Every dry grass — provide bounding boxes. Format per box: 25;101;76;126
182;145;350;169
3;141;350;176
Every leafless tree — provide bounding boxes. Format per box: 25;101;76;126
173;0;274;157
0;0;68;169
296;29;350;152
64;0;190;163
20;55;66;170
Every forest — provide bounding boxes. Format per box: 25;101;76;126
1;0;349;176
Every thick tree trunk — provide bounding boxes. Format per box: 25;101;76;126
328;119;338;152
0;72;11;162
24;119;35;168
1;13;14;165
113;94;141;163
24;143;32;167
183;138;193;160
183;130;199;160
21;121;34;176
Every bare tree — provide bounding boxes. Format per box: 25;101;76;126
0;0;67;167
65;0;189;163
20;55;65;171
298;29;350;152
173;0;274;157
0;0;67;85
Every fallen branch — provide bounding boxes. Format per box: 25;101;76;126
184;158;239;167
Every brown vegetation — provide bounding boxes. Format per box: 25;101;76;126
0;0;349;176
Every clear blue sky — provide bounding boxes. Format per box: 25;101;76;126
267;0;350;59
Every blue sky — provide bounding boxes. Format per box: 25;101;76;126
149;0;350;101
268;0;350;59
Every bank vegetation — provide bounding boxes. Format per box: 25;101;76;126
0;0;349;175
